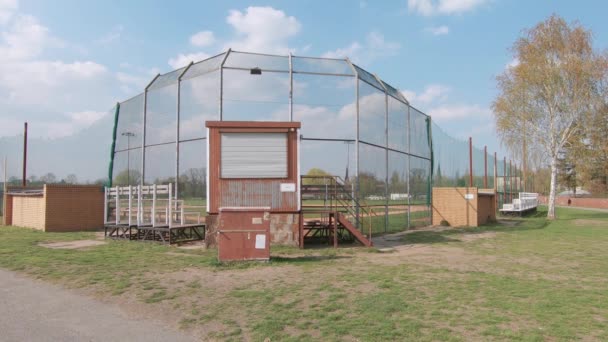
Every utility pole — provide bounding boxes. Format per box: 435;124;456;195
468;137;473;187
3;156;6;225
22;122;27;187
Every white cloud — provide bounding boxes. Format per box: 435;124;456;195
223;6;301;54
408;0;435;16
168;6;301;69
0;7;118;140
402;83;490;123
408;0;488;16
322;42;361;60
506;57;520;70
425;25;449;35
438;0;487;15
428;103;491;122
168;52;211;69
190;30;215;47
96;24;123;45
0;0;18;25
115;71;149;93
322;31;400;65
402;84;451;104
0;14;63;60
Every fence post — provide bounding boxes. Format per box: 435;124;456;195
468;137;473;187
484;146;488;188
509;160;513;202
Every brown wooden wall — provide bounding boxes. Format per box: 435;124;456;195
4;185;104;232
44;185;104;231
432;187;496;227
206;121;301;214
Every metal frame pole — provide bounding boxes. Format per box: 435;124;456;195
218;49;231;120
141;74;160;186
345;58;360;229
373;74;389;233
484;145;488;188
175;62;193;200
407;106;411;229
468;137;473;187
289;52;293;121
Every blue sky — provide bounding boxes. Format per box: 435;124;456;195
1;0;608;178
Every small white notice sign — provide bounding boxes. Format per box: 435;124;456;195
255;234;266;249
465;194;475;200
280;183;296;192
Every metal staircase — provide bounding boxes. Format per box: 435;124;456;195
300;175;377;247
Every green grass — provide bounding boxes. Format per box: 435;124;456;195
0;206;607;341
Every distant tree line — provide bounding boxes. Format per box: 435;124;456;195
5;173;104;186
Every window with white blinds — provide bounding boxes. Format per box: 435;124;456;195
221;132;288;178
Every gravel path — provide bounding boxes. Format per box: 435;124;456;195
0;269;195;342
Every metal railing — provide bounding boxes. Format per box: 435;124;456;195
301;175;381;239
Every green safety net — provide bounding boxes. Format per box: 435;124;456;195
107;103;120;187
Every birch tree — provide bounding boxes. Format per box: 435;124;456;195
493;15;604;219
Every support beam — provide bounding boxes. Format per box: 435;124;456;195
218;49;231;120
175;62;194;200
141;73;160;186
373;73;389;234
289;52;293;121
344;57;360;229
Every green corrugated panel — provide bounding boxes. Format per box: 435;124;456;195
107;103;120;187
426;116;433;207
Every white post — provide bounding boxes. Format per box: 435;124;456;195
168;183;173;228
103;187;108;225
128;186;132;226
181;205;184;226
115;187;120;225
137;184;142;226
152;184;156;227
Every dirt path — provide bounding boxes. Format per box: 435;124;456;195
0;269;195;342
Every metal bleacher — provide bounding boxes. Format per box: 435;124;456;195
500;192;539;215
104;183;204;244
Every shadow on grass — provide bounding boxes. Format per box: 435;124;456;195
400;213;551;246
270;255;351;264
402;231;461;244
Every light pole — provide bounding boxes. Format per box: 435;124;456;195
344;141;354;181
344;141;355;208
122;132;135;185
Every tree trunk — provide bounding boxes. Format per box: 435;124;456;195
548;156;558;219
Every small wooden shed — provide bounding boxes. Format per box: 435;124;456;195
204;121;302;254
432;187;496;227
3;184;104;232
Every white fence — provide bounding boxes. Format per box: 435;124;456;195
501;192;538;212
104;183;202;228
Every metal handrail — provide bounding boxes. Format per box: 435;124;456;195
301;175;380;239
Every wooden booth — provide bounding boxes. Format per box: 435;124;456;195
204;121;301;260
432;187;496;227
3;185;104;232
